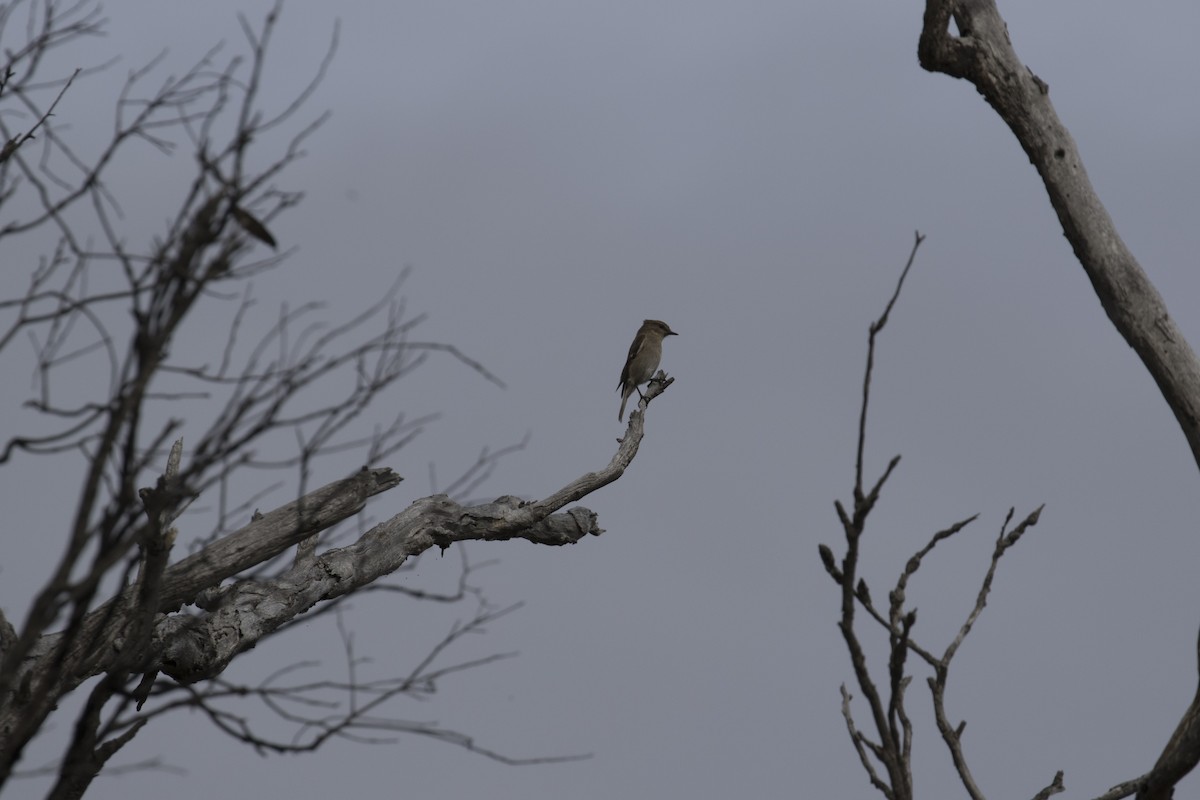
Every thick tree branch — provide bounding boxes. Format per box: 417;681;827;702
918;0;1200;472
0;466;402;784
149;440;628;683
918;2;1200;795
0;384;658;779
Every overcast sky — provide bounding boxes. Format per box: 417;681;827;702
5;1;1200;798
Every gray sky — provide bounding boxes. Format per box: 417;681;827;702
5;0;1200;797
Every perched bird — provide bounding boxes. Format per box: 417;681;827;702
617;319;677;421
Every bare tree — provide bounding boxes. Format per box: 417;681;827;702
823;3;1200;800
0;3;674;798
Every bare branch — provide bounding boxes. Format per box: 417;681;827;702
855;231;923;503
0;3;659;794
918;0;1200;473
151;472;609;685
1031;772;1065;800
841;685;893;800
0;66;78;164
824;237;924;800
827;238;1056;800
127;598;589;766
942;507;1042;666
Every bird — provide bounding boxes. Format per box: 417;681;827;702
617;319;677;421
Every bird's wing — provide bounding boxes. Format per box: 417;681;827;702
618;331;645;390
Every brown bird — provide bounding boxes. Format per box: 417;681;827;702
617;319;677;421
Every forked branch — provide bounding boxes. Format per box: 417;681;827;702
823;235;1050;800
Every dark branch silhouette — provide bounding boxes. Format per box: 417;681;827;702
827;2;1200;798
822;235;1052;800
0;3;663;797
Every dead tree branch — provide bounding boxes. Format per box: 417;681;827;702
0;2;657;796
822;235;1050;800
917;0;1200;473
916;2;1200;797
